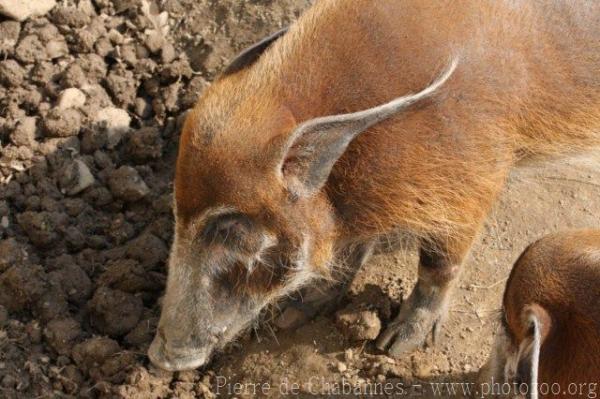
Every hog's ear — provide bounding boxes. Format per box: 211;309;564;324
515;304;552;399
279;58;459;197
222;27;288;76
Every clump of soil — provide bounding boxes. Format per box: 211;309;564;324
0;0;312;397
335;307;382;341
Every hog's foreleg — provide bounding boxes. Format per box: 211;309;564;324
376;234;474;357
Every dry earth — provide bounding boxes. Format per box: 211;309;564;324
0;1;598;398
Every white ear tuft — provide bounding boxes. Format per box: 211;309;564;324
528;314;542;399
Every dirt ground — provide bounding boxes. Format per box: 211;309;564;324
0;1;598;398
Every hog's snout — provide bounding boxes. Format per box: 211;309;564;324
148;333;211;371
149;200;319;371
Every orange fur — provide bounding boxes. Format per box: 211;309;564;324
153;0;600;371
504;230;600;393
179;0;600;255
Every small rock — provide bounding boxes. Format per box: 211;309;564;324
99;350;136;382
126;126;164;161
337;362;348;373
145;31;164;54
0;200;9;216
93;150;113;169
57;88;86;110
31;61;58;85
0;21;20;53
64;226;86;251
46;38;69;59
108;29;124;45
15;35;47;64
0;263;47;312
72;336;121;374
94;37;113;57
335;308;382;341
108;166;150;202
50;261;92;305
0;0;56;21
126;233;168;269
43;108;82;138
60;62;87;88
79;54;107;82
18;87;43;110
98;258;164;292
51;5;90;28
161;42;176;64
0;59;24;87
16;211;61;249
160;81;181;113
136;43;150;60
161;58;193;81
274;307;308;330
134;97;152;119
411;357;432;379
74;28;99;53
180;76;209;109
120;43;137;66
81;84;112;111
10;117;37;147
34;286;70;323
77;0;95;17
93;107;131;148
88;286;143;337
44;317;81;355
58;159;95;196
111;0;138;13
105;69;138;107
125;317;158;346
84;187;112;208
34;20;61;43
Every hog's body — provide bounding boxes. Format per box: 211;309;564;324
150;0;600;371
479;230;600;396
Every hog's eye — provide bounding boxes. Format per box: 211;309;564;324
202;213;252;246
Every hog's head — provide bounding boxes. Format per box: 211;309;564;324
148;34;457;370
146;80;377;370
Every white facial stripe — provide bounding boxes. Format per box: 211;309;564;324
175;206;319;305
581;248;600;264
228;231;320;308
192;205;239;231
249;232;279;272
271;233;317;302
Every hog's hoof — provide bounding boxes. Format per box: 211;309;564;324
375;297;447;358
376;310;444;358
